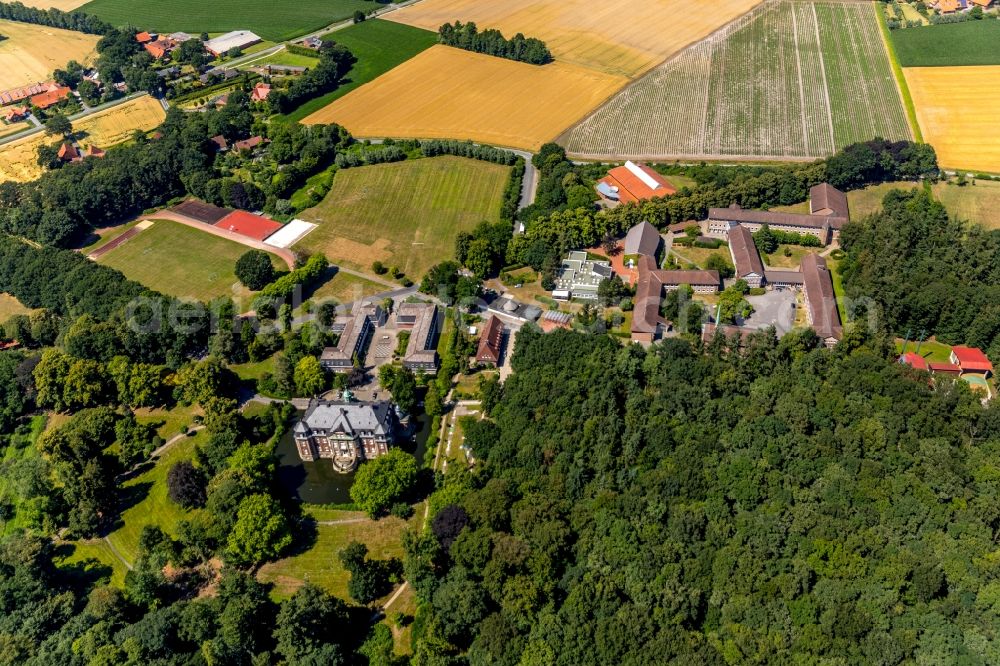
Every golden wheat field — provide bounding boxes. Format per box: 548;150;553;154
904;66;1000;174
0;20;99;90
16;0;90;10
303;45;627;150
386;0;762;78
76;95;166;149
0;132;50;182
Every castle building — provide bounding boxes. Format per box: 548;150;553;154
292;399;397;473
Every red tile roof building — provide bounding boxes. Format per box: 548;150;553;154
57;142;80;162
597;161;676;203
233;136;268;152
4;106;28;122
800;253;842;347
929;362;961;375
86;145;106;158
135;31;154;43
476;315;504;365
631;254;720;343
30;86;71;110
214;210;283;241
950;346;994;376
1;81;58;105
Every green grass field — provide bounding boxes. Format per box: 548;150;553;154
77;0;382;41
282;19;437;122
566;1;910;158
105;430;206;566
297;156;511;278
0;292;36;323
895;338;953;363
57;540;128;588
257;510;416;600
95;220;282;302
245;50;320;69
890;20;1000;67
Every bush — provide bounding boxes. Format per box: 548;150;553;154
748;287;767;296
390;502;414;519
372;261;387;275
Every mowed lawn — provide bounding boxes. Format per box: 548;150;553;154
891;21;1000;67
904;66;1000;173
284;20;437;122
257;510;416;600
77;0;381;41
297;156;510;277
105;430;206;566
95;220;282;302
0;292;36;322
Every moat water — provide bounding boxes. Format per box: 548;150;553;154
274;413;433;505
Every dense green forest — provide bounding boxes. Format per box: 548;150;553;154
405;326;1000;664
438;21;552;65
841;188;1000;362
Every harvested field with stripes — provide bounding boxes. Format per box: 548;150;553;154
565;0;911;160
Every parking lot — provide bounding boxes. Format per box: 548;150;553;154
743;288;798;335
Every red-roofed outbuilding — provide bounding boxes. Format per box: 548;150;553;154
899;352;928;371
214;210;283;242
951;346;994;377
929;362;962;376
597;161;676;204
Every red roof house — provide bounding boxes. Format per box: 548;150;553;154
233;136;268;153
57;142;80;162
476;315;504;365
135;31;154;43
250;82;271;102
597;161;676;204
899;352;928;371
214;210;283;241
30;85;71;110
4;106;28;122
951;346;994;376
86;145;106;158
209;134;228;151
144;38;176;59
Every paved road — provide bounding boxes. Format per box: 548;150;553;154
0;91;151;147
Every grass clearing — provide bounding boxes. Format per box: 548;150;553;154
283;20;437;122
565;1;910;159
387;0;762;78
890;20;1000;67
57;540;128;588
904;66;1000;174
0;19;99;89
134;403;203;441
94;219;282;302
105;430;206;566
895;337;953;363
297;156;510;277
78;0;382;41
762;245;812;269
304;44;627;151
0;292;37;322
257;513;416;600
304;269;386;308
246;50;319;69
74;95;166;149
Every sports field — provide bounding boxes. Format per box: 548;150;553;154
78;0;379;41
0;19;99;89
75;95;166;149
891;21;1000;67
283;19;437;122
304;45;627;150
95;219;283;302
387;0;762;78
297;156;510;277
0;132;50;183
904;66;1000;173
565;1;911;159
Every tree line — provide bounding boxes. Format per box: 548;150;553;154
0;1;113;36
402;321;999;663
264;42;355;115
438;20;553;64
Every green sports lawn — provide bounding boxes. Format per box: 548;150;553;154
891;20;1000;67
94;220;282;303
282;19;437;122
76;0;381;42
296;156;511;278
